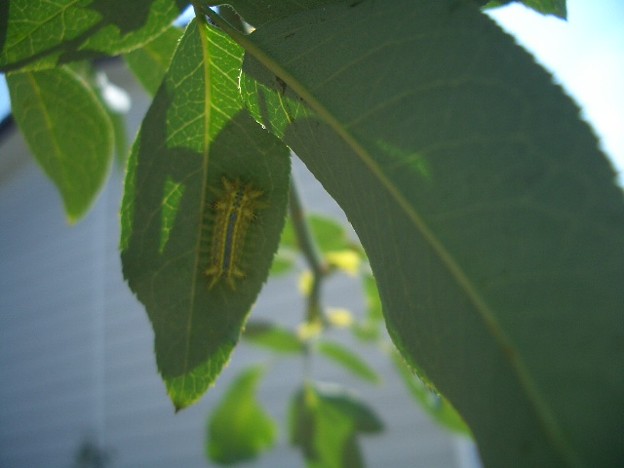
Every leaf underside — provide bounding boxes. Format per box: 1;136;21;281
239;0;624;465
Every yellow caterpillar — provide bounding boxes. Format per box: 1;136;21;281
205;177;264;290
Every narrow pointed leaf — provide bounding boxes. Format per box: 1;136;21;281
237;1;624;466
0;0;185;72
317;341;380;384
207;366;277;465
243;321;304;354
120;19;290;410
7;66;113;222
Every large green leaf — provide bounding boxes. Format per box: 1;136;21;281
0;0;186;72
233;1;624;466
206;366;277;465
7;66;113;222
120;19;290;410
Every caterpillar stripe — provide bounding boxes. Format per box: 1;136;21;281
205;177;263;290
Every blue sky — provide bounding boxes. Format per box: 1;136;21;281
488;0;624;181
1;0;623;180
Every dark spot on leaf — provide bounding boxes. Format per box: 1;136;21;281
276;76;287;95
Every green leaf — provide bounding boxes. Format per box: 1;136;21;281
290;383;382;468
0;0;185;72
317;341;380;384
7;66;113;222
269;219;299;276
125;26;183;96
221;0;345;28
280;213;351;252
268;247;297;276
89;68;131;165
485;0;567;19
65;62;130;165
120;19;290;410
109;108;129;166
206;366;277;465
521;0;566;18
392;350;471;435
310;215;353;253
243;320;303;354
237;1;624;466
352;274;383;341
274;213;353;276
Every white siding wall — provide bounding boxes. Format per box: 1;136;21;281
0;61;472;467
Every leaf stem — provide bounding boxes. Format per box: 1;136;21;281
289;179;327;324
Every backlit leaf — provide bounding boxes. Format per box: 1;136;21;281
7;66;113;222
289;383;382;468
207;366;277;464
0;0;185;71
238;1;624;465
125;26;183;96
120;19;290;410
317;341;380;384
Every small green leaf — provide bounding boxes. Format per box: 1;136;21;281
317;341;380;384
392;350;471;435
522;0;566;18
91;70;131;165
243;321;303;354
7;66;113;222
268;247;297;276
207;366;277;465
120;20;290;410
110;109;129;166
62;62;130;166
278;216;297;248
485;0;567;18
290;384;382;468
0;0;184;71
309;215;353;253
316;386;384;434
281;213;351;253
352;274;383;341
125;26;183;96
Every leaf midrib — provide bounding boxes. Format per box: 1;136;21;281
181;18;213;379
